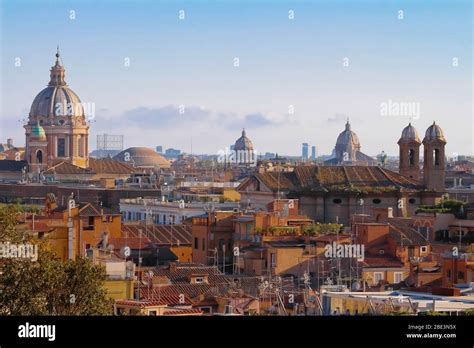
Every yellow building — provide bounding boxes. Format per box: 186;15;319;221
39;194;122;261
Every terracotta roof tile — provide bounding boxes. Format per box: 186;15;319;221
362;256;405;268
44;158;135;175
122;224;192;246
239;165;423;193
163;308;203;315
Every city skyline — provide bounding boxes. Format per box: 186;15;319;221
0;0;472;157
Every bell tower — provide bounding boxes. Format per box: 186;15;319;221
398;123;421;179
423;122;446;191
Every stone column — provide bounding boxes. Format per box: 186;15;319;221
54;136;58;157
72;135;76;158
65;136;70;158
85;134;88;158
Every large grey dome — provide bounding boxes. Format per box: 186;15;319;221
336;120;360;149
114;147;171;169
29;49;84;118
30;86;84;118
234;129;254;151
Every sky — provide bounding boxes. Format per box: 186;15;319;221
0;0;472;157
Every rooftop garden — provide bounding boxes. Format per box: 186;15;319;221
302;222;344;236
416;199;465;217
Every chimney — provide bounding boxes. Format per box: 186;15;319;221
7;138;13;147
169;261;177;273
387;207;393;218
102;231;109;249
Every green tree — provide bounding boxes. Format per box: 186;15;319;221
0;205;25;242
0;205;113;315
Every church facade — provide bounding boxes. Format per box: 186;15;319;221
25;49;89;173
238;122;447;225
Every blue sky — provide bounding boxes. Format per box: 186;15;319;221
0;0;472;156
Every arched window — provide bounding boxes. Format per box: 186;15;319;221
36;150;43;164
57;138;66;157
408;149;415;165
433;149;440;166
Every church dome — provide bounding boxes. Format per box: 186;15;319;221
113;147;171;169
424;121;445;142
336;120;360;149
234;129;254;151
29;49;85;119
399;123;420;143
31;123;46;141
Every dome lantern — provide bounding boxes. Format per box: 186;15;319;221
48;47;67;87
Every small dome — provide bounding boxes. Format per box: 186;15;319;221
31;123;46;141
234;129;254;151
424;121;445;142
336;120;360;148
113;147;170;169
399;123;420;143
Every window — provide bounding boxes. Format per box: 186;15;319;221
224;305;233;314
149;311;157;316
420;246;428;253
200;307;211;314
408;149;415;166
194;237;199;250
245;224;251;240
270;253;276;268
458;271;465;280
195;277;204;284
373;272;384;285
433;149;440;166
447;269;451;278
202;238;206;251
394;272;403;284
57;138;66;157
333;198;342;204
408;198;416;204
36;150;43;164
372;198;381;204
218;238;226;252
